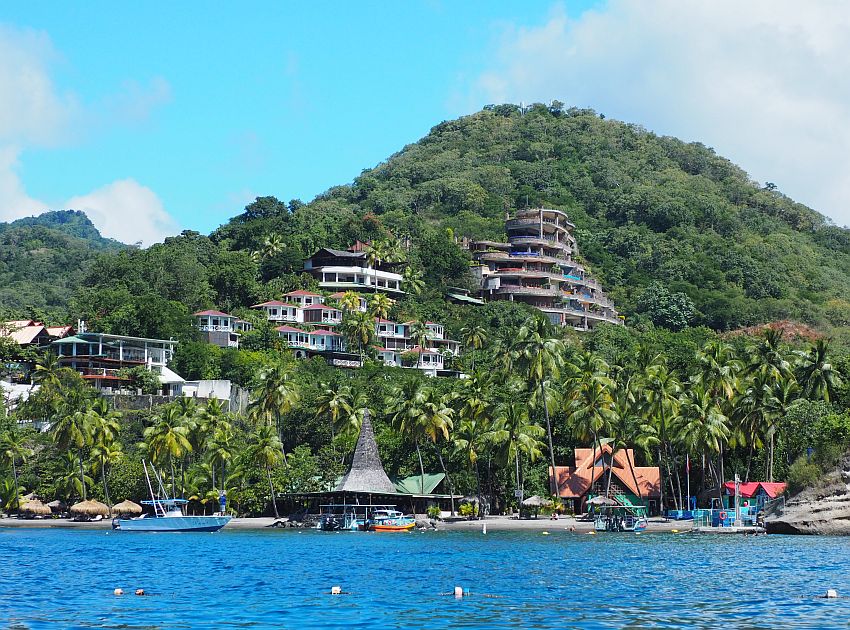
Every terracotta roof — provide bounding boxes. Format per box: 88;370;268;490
407;345;438;354
275;325;304;333
45;326;73;338
302;304;340;311
251;300;297;307
551;444;661;499
193;309;233;317
375;318;395;324
723;481;787;499
2;324;47;345
4;320;36;328
284;290;322;297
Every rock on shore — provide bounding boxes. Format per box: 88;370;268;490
766;456;850;535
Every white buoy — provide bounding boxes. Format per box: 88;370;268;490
542;531;550;535
454;586;464;598
135;589;145;596
331;586;342;595
826;589;838;599
113;588;124;596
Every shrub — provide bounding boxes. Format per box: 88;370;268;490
787;456;822;495
427;505;441;520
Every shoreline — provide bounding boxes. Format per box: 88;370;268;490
0;515;696;533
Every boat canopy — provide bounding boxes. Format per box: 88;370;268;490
141;498;189;506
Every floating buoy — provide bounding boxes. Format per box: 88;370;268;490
331;586;342;595
135;589;145;596
113;588;124;596
454;586;464;598
542;531;550;535
671;529;679;533
826;589;839;599
587;531;596;535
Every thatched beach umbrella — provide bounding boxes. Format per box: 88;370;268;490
112;500;142;516
522;495;553;508
20;499;51;516
70;500;110;517
586;495;617;506
46;500;65;513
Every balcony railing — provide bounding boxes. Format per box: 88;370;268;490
199;324;233;332
495;286;562;297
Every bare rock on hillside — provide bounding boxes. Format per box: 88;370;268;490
766;455;850;535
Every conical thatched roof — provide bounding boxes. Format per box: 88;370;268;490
70;500;110;516
522;495;553;508
334;409;396;494
46;499;65;511
112;499;142;515
20;499;51;515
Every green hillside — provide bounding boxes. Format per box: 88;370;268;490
3;105;850;337
0;210;124;321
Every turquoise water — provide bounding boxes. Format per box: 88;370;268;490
1;528;849;629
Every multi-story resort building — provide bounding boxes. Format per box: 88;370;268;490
304;247;404;295
193;310;253;349
468;208;621;330
51;332;183;394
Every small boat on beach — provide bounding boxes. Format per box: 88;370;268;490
316;504;415;532
112;462;231;533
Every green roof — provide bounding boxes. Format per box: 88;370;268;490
51;335;89;344
446;292;485;305
393;473;445;495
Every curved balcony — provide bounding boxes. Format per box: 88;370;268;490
495;286;562;298
508;236;572;253
492;268;567;283
513;208;576;229
505;217;568;234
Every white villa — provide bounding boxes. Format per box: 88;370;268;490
193;310;253;348
304;247;404;295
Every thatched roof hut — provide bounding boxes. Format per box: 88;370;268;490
70;500;110;517
112;500;142;516
586;495;617;506
522;495;553;508
334;410;397;494
46;499;65;513
20;499;51;516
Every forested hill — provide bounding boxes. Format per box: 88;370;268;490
0;210;124;321
4;105;850;338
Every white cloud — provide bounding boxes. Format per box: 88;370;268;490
469;1;850;227
66;179;178;246
0;24;179;245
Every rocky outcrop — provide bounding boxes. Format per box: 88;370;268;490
766;456;850;535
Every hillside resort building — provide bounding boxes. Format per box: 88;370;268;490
467;207;621;330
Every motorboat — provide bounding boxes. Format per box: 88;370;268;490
112;461;231;532
593;505;648;533
368;508;415;532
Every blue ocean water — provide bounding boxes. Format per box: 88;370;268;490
1;527;849;629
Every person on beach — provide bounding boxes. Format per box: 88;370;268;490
219;491;227;516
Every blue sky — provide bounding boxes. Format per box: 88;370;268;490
1;1;848;243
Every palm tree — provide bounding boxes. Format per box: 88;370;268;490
386;377;429;492
420;388;456;514
0;430;32;513
565;352;616;497
55;452;94;503
143;405;192;496
341;311;375;365
642;360;682;511
246;424;283;519
493;400;545;507
369;293;393;320
337;291;362;314
796;339;843;403
408;320;429;369
316;383;352;453
609;371;658;504
676;385;730;502
249;361;299;464
261;233;285;260
460;325;487;372
402;267;425;295
50;401;95;501
88;398;122;515
507;318;565;495
32;352;63;387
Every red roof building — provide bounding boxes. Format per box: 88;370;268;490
551;444;662;514
723;481;787;499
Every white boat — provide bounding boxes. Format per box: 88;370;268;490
113;498;231;532
112;461;231;533
593;505;648;533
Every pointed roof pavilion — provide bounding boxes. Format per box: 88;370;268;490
334;409;397;494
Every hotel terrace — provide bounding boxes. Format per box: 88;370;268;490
467;207;621;330
304;247;404;295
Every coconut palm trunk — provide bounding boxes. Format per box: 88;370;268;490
415;441;425;494
266;465;280;519
101;455;112;517
79;452;87;501
11;458;19;514
431;443;456;516
540;380;557;496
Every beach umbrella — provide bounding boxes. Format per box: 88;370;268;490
112;500;142;516
586;495;617;506
46;500;65;513
69;500;111;517
522;495;553;508
20;499;51;516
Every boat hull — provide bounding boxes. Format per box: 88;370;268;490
113;515;231;532
372;523;415;532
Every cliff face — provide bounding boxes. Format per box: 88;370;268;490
766;455;850;535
